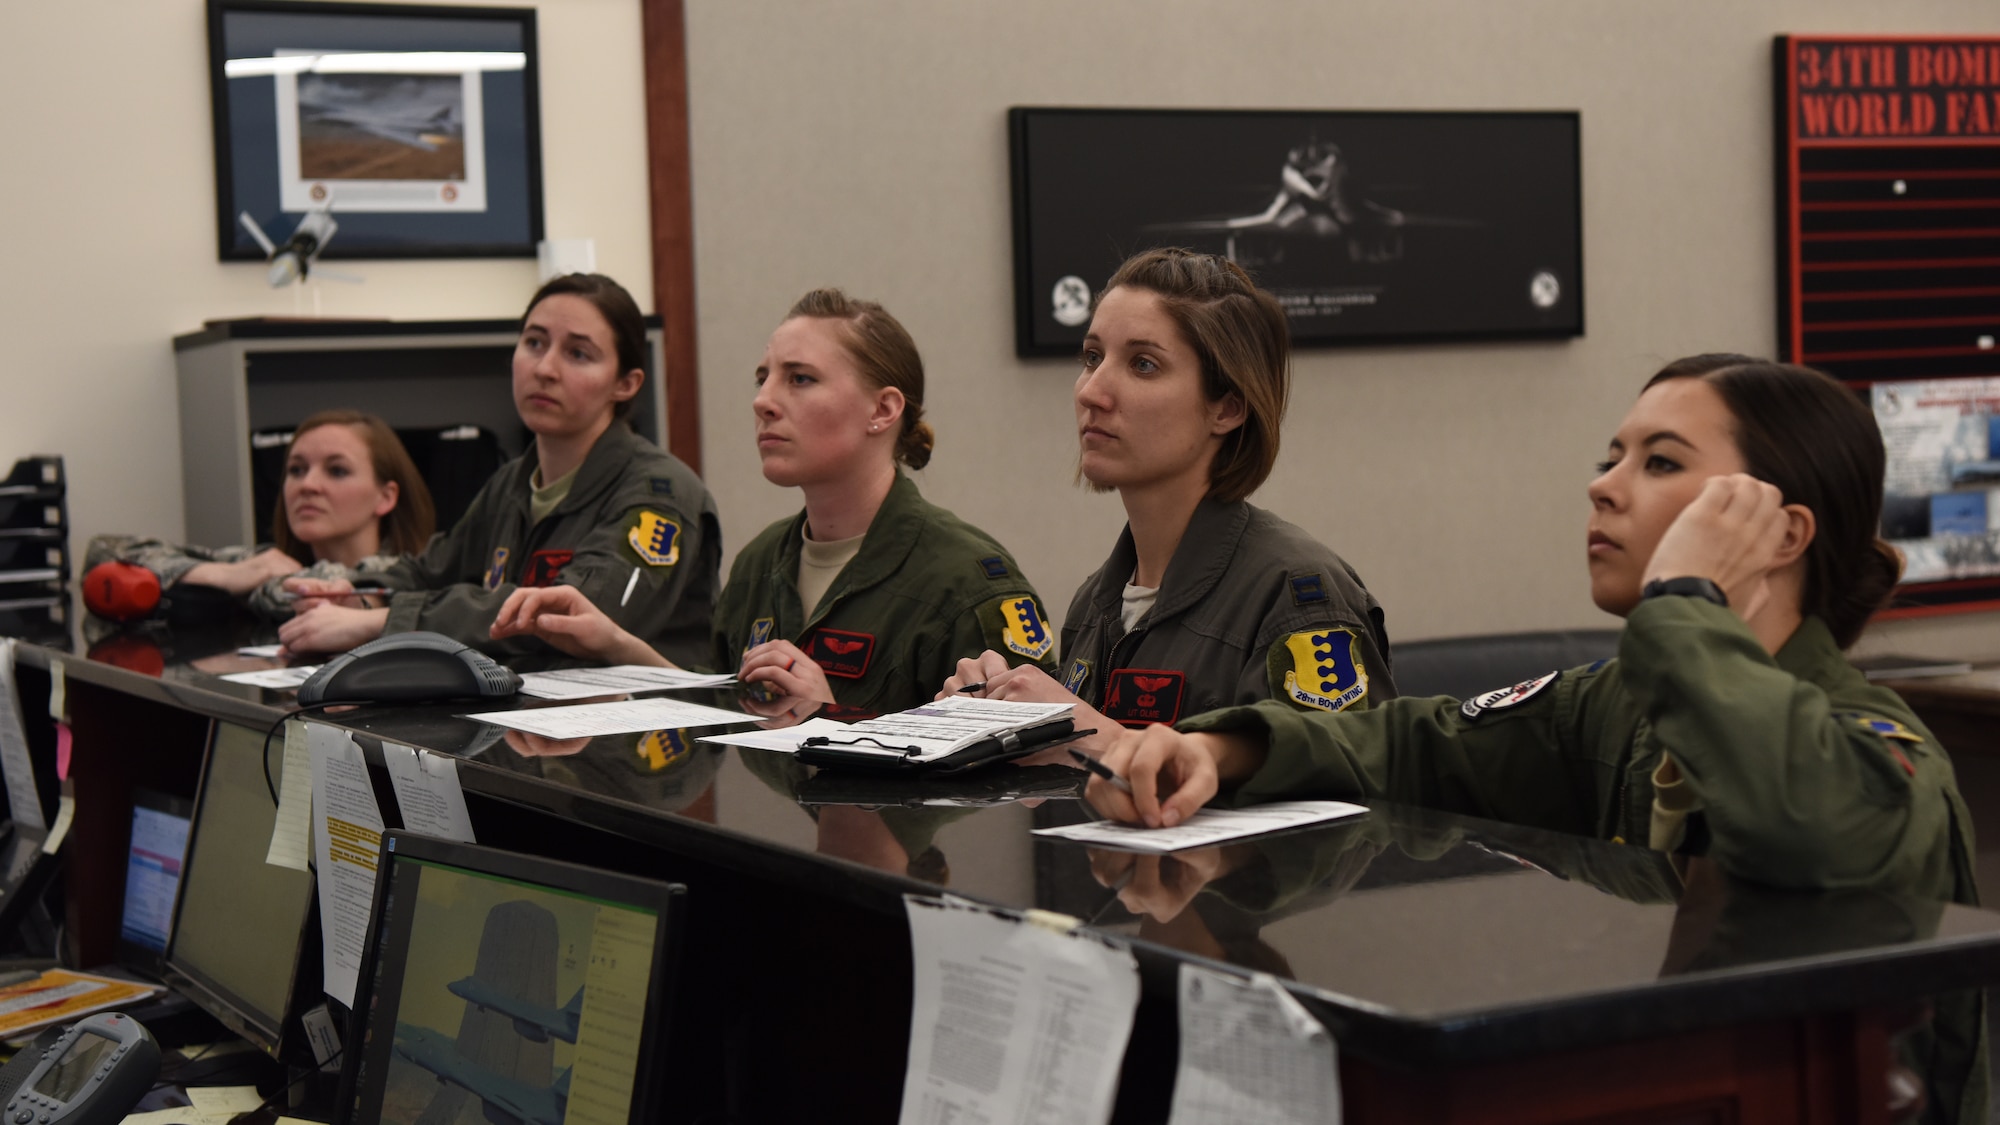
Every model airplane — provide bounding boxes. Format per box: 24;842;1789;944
394;1022;571;1125
238;206;359;287
446;977;583;1045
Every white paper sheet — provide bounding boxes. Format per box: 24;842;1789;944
40;794;74;855
1032;801;1367;853
1168;965;1340;1125
464;697;752;739
236;644;284;658
696;717;852;753
220;665;322;689
46;659;63;723
516;664;737;700
0;641;46;829
382;742;476;842
900;895;1138;1125
310;724;385;1008
264;720;313;871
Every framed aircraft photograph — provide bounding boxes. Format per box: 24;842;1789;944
207;0;544;260
1009;107;1584;356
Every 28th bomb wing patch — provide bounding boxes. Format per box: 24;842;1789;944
982;595;1055;661
625;510;683;567
1270;629;1369;713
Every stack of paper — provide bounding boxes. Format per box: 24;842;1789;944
816;697;1072;763
516;665;737;700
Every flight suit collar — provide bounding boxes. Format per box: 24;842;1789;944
545;423;647;518
771;471;928;628
1092;497;1251;627
1773;615;1841;684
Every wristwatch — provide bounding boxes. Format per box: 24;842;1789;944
1641;576;1729;607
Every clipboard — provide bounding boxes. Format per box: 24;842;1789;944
796;718;1089;775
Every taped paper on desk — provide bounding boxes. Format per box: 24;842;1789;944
264;719;313;871
1169;964;1340;1125
900;894;1137;1125
465;696;752;739
382;742;475;842
0;640;46;829
516;664;736;700
310;724;385;1008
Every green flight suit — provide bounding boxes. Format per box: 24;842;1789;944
1180;595;1984;1123
83;534;399;620
378;423;722;667
711;471;1059;718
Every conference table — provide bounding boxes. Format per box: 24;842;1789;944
9;617;2000;1124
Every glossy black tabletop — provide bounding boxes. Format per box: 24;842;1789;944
17;619;2000;1067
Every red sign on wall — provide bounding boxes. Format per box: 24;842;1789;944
1790;39;2000;144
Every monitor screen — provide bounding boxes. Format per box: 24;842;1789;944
339;835;680;1125
165;721;316;1051
120;790;193;954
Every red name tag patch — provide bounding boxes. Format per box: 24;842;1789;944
1101;668;1186;728
807;628;876;679
522;549;574;588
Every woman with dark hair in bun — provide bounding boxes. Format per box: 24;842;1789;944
494;288;1059;717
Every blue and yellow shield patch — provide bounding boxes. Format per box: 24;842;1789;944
748;617;774;649
1278;629;1368;712
483;547;510;591
627;511;682;567
1000;596;1055;660
1063;657;1091;695
1843;713;1924;743
637;728;693;772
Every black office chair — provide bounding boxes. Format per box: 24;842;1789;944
1389;628;1623;701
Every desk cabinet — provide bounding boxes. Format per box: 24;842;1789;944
172;318;669;546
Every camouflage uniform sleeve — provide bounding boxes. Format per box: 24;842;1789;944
1618;597;1965;892
83;534;254;587
1179;671;1600;837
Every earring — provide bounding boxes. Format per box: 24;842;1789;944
869;424;879;432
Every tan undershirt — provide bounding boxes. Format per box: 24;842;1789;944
1649;755;1700;879
798;531;866;619
1121;581;1160;633
529;465;580;526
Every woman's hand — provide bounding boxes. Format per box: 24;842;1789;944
938;650;1117;758
277;604;389;655
282;575;355;612
739;641;835;720
1645;473;1804;622
1088;725;1266;827
491;586;663;665
183;549;305;595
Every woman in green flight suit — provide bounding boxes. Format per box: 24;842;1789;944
1089;356;1984;1124
490;287;1060;718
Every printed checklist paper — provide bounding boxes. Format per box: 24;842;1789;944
1032;801;1367;852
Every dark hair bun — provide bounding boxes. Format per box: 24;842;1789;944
898;419;936;471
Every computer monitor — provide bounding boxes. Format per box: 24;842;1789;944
163;721;317;1054
118;788;194;967
335;832;684;1125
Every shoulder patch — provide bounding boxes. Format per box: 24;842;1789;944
1461;671;1561;721
807;628;875;679
1290;574;1327;606
1062;657;1092;695
746;617;775;652
523;549;573;588
997;595;1056;660
1272;629;1368;712
650;477;676;497
1840;712;1925;744
979;555;1011;580
1584;658;1609;674
1102;668;1185;727
483;547;510;591
626;510;683;567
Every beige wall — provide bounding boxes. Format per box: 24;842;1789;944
2;1;1995;659
684;0;2000;659
0;0;652;559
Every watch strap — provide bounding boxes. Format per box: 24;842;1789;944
1641;576;1729;607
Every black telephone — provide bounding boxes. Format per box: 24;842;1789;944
297;631;522;705
0;1012;159;1125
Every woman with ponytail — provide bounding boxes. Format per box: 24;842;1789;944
1090;356;1987;1121
493;288;1059;718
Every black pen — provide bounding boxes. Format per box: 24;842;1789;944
956;682;986;694
1068;747;1133;794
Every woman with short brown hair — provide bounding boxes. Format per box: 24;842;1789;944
942;247;1396;749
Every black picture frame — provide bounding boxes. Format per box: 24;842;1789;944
1009;107;1584;356
207;0;544;261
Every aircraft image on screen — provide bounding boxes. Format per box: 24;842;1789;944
393;1023;571;1125
447;977;582;1045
